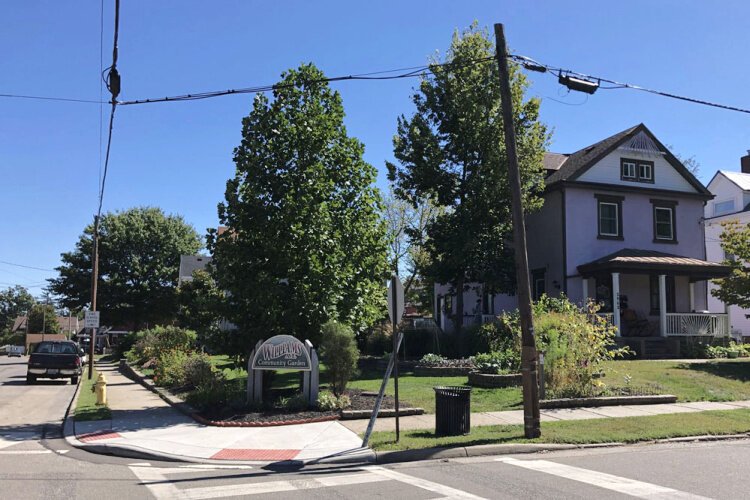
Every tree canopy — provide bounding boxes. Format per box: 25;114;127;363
387;24;550;330
48;207;202;328
208;63;389;358
27;303;61;334
712;221;750;310
0;285;35;332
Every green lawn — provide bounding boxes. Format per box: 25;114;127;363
601;359;750;402
203;357;750;413
369;408;750;451
74;368;112;421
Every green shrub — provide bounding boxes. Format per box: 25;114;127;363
362;322;391;356
126;326;197;368
320;321;359;396
279;394;309;412
471;351;517;374
419;353;447;366
153;349;189;387
316;391;351;411
181;352;219;390
187;378;243;413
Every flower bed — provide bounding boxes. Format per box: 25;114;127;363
467;371;522;388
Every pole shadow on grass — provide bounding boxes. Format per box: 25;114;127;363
680;361;750;382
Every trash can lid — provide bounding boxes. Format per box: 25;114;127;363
433;386;472;393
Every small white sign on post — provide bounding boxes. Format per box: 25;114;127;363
84;311;100;329
387;276;405;324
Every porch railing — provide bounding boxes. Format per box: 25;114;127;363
665;313;729;337
460;314;498;327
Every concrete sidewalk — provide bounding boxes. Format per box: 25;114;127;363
65;363;371;465
65;362;750;466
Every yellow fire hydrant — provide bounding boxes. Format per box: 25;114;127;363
95;372;108;406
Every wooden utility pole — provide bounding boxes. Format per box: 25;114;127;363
88;215;99;380
493;23;541;438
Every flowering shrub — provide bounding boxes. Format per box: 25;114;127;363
418;353;474;367
471;351;517;374
316;391;351;411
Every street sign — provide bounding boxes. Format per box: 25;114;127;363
387;276;405;325
84;311;100;329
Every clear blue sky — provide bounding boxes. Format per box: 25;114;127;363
2;1;749;296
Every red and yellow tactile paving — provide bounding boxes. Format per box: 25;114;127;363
77;431;122;442
210;449;300;461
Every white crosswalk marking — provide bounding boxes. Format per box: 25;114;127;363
130;464;486;499
497;458;711;499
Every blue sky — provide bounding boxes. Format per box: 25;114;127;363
2;1;749;296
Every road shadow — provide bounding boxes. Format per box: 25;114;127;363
680;361;750;382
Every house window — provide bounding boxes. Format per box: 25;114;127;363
714;199;735;216
620;157;654;183
649;275;675;314
621;161;636;179
595;194;624;239
651;199;678;243
531;269;546;301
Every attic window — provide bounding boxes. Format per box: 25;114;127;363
620;157;654;184
714;200;735;216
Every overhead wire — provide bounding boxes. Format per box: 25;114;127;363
0;260;56;272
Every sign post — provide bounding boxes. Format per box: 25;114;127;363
363;276;405;447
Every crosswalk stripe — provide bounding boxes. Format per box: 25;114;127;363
0;450;52;455
365;466;486;499
497;458;710;499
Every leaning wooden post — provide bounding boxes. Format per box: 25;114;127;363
494;22;541;438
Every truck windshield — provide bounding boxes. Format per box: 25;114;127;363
35;343;76;354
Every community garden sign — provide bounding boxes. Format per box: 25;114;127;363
247;335;319;404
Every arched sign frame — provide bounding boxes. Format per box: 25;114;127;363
246;335;319;405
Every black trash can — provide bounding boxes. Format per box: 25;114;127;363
434;386;472;436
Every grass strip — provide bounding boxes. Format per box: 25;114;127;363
74;368;112;421
369;408;750;451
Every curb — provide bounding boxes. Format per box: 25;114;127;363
191;413;340;427
341;408;424;420
540;394;678;409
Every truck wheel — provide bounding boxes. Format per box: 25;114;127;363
71;376;79;385
26;375;36;384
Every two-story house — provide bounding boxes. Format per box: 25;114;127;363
704;154;750;337
436;124;730;355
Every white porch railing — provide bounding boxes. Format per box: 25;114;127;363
596;312;615;326
665;313;729;337
460;314;498;327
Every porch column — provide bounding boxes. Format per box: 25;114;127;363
689;282;695;312
581;278;589;305
612;272;621;337
659;274;668;337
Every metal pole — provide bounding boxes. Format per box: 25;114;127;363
88;215;99;380
392;276;400;442
494;23;541;438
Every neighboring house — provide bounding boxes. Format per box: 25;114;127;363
12;315;82;337
436;124;731;355
704;154;750;337
178;255;212;285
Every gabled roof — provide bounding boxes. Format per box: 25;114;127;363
712;170;750;191
545;123;711;196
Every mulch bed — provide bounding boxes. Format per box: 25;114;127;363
196;389;415;427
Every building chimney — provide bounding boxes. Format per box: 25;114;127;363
742;151;750;174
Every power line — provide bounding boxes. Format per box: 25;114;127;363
509;54;750;115
0;260;56;272
118;57;495;106
0;93;104;104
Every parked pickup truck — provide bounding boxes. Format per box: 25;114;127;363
27;341;82;384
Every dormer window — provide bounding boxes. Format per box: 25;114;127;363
620;157;654;183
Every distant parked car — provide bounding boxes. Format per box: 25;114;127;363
26;341;82;384
8;345;25;357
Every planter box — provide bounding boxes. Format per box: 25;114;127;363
414;366;474;377
467;371;522;388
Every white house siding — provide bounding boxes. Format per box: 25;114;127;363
576;149;695;192
705;171;750;335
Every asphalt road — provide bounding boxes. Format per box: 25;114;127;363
1;355;749;499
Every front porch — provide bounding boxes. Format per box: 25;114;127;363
580;249;732;341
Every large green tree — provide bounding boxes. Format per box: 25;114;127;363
0;285;36;331
208;63;389;359
387;24;550;332
48;207;202;328
177;269;226;349
712;221;750;309
27;303;61;335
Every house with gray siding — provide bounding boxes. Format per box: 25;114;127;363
436;124;730;355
